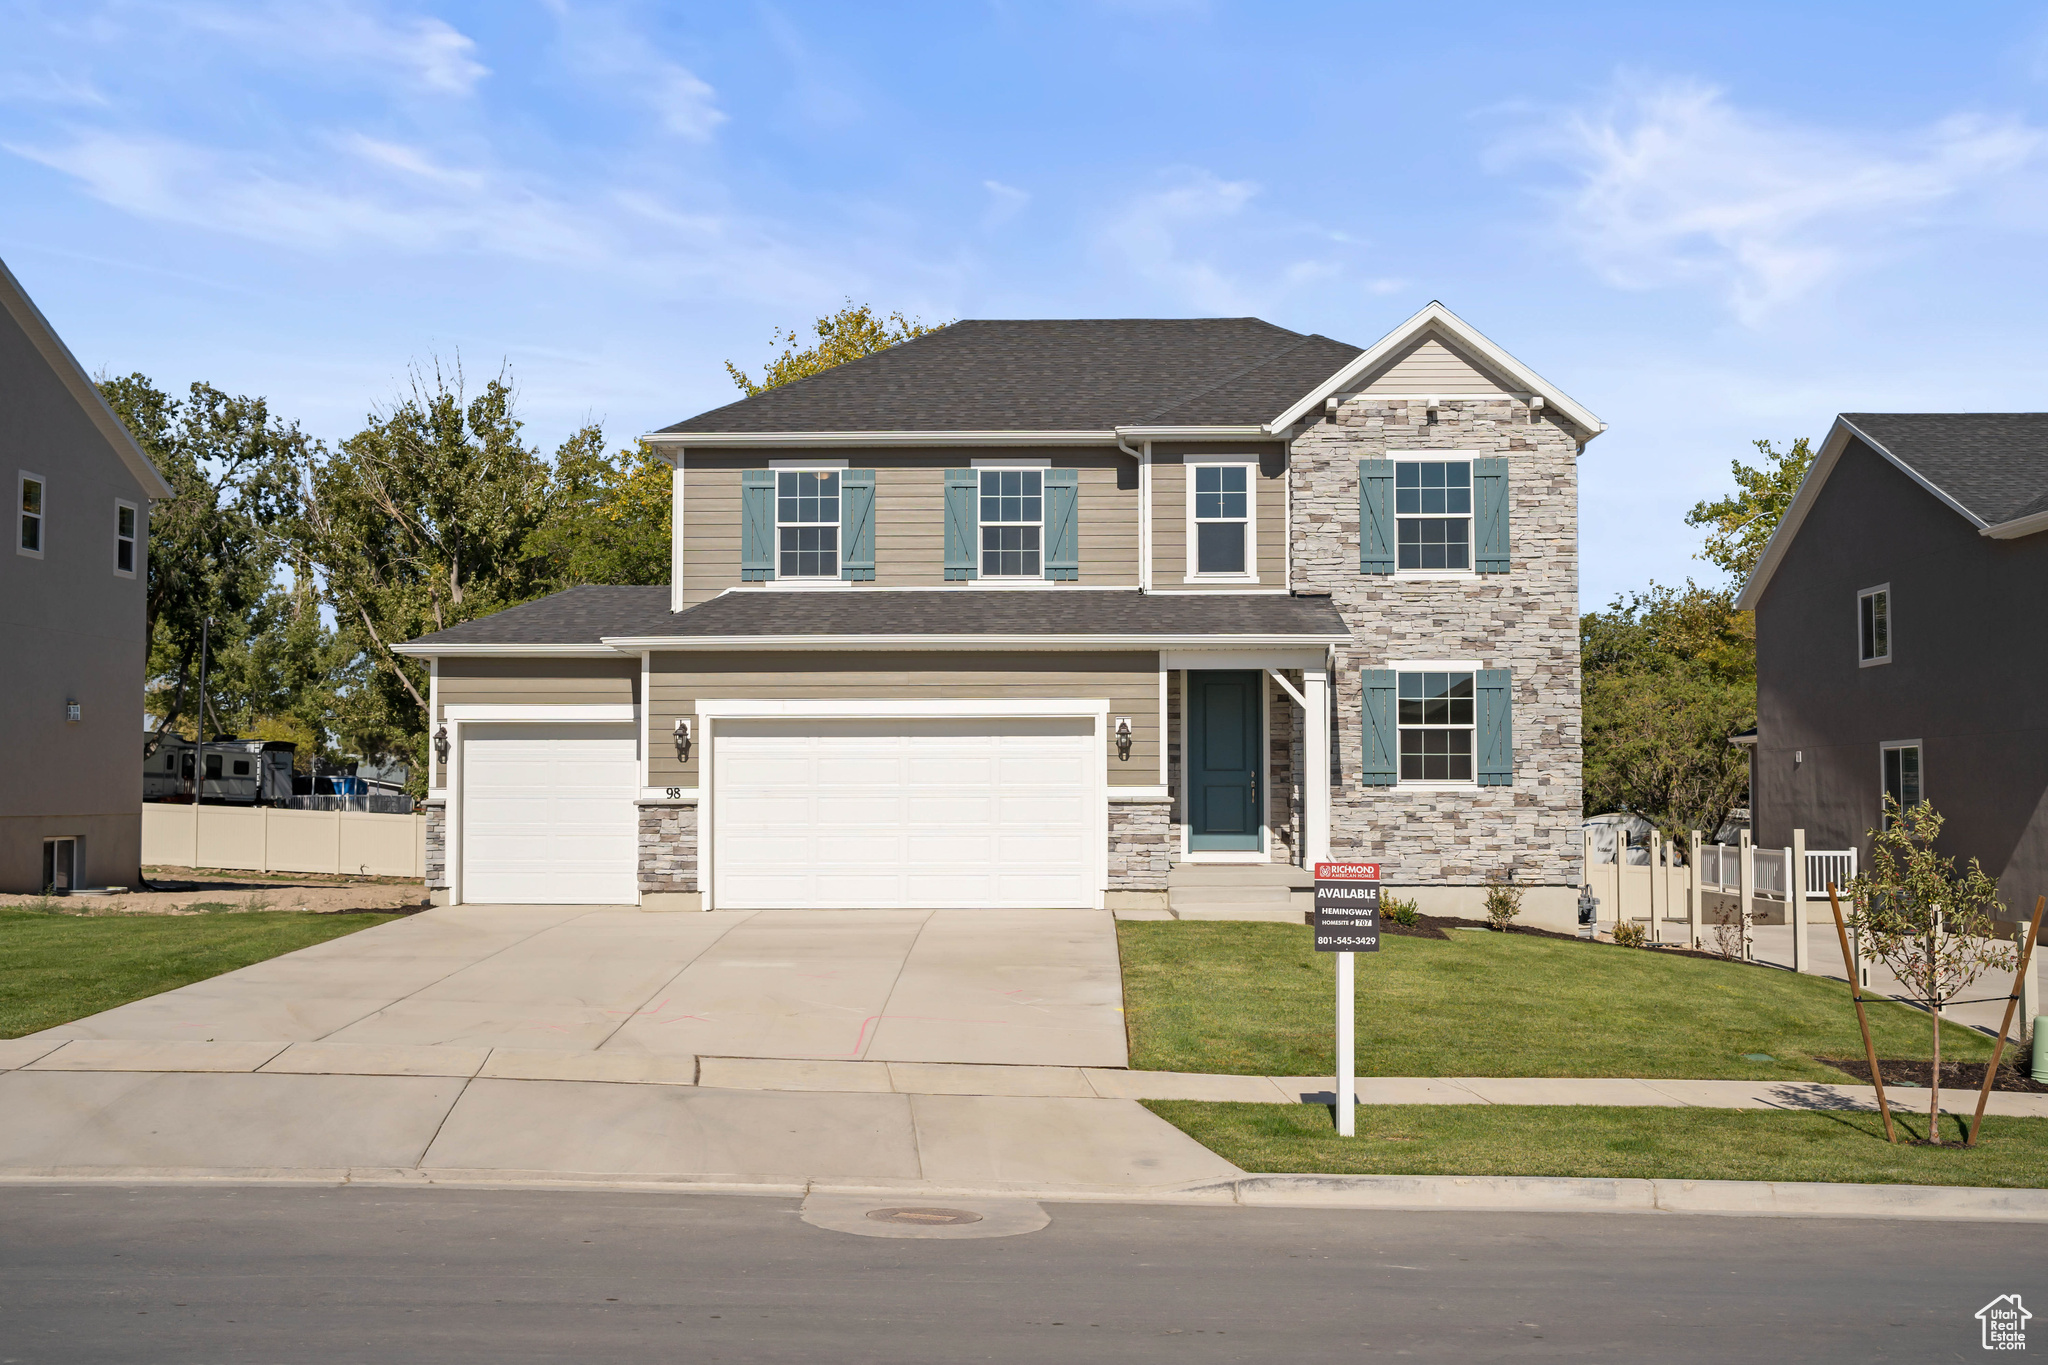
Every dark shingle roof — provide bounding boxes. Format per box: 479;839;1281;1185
662;318;1363;434
1843;413;2048;525
402;585;1350;649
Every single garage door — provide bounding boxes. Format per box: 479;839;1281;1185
461;722;639;904
713;716;1097;910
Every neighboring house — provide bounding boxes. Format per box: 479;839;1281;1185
0;256;173;893
1737;413;2048;924
397;303;1603;923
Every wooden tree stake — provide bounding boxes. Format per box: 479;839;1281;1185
1828;884;1897;1143
1965;894;2046;1148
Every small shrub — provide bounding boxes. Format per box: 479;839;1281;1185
1382;896;1420;927
1612;920;1650;949
1712;916;1745;961
1482;869;1523;932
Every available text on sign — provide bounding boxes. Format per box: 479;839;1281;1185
1313;861;1380;953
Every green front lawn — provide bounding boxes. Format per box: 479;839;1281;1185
0;907;408;1038
1119;921;1990;1082
1146;1102;2048;1188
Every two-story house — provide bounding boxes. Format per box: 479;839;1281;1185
1738;412;2048;928
397;303;1603;926
1;256;172;894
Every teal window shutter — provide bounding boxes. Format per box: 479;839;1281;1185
1474;457;1510;573
840;469;876;581
741;470;775;581
1359;458;1395;574
1360;669;1397;786
1477;668;1513;785
1043;468;1079;580
943;469;977;580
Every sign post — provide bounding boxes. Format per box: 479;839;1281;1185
1314;861;1380;1137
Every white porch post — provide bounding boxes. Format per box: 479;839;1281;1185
1688;829;1703;949
1791;829;1809;973
1738;828;1754;960
1648;828;1664;944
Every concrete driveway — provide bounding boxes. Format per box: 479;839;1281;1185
21;905;1130;1068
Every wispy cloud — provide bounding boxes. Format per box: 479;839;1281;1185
174;0;488;96
1097;168;1357;312
1500;77;2045;322
981;178;1029;228
0;68;109;107
543;0;725;141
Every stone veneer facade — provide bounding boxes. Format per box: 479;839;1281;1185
1106;800;1171;891
1289;396;1582;909
638;801;698;895
423;800;447;891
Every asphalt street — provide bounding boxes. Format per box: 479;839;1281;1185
0;1184;2037;1363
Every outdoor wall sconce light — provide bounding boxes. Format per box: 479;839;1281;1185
1114;717;1133;762
65;701;81;722
674;717;693;763
433;724;449;765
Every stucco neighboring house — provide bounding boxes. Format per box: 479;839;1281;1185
0;256;173;894
396;303;1603;925
1737;412;2048;926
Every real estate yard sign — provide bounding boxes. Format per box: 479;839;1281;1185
1314;861;1380;1138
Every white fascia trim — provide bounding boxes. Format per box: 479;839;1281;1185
606;633;1349;652
1116;425;1274;440
641;430;1118;448
1267;301;1606;438
1107;785;1173;802
695;697;1108;720
769;457;849;469
1982;508;2048;539
1736;415;1987;610
1160;648;1326;670
392;643;629;658
442;704;639;722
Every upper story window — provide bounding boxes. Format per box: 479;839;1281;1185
1398;670;1475;782
1858;585;1890;665
18;473;44;558
1191;463;1252;576
777;471;839;578
1881;741;1921;825
115;501;137;576
1396;459;1470;570
980;469;1042;577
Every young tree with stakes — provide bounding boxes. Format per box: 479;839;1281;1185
1846;799;2017;1143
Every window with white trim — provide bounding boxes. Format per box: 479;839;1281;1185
1398;671;1475;782
1395;458;1471;570
18;473;44;557
1191;463;1251;575
980;469;1042;577
1858;585;1890;665
776;470;839;578
1881;741;1921;825
115;500;137;576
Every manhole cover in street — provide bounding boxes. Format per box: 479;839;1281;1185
864;1207;984;1227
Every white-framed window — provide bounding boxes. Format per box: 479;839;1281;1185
980;468;1042;577
1858;584;1890;665
114;499;137;577
1187;461;1255;578
1881;741;1922;825
1398;669;1476;783
18;472;45;558
776;470;839;578
1395;455;1471;571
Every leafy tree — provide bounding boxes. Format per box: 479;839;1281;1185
1846;799;2016;1142
1581;583;1755;845
1684;437;1815;582
725;301;947;396
530;433;671;587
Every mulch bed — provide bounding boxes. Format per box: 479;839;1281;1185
1819;1056;2048;1095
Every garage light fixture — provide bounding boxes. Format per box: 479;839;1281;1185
433;724;449;765
1114;717;1133;762
673;717;693;762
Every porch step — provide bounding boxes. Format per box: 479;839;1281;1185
1172;906;1311;923
1166;862;1314;920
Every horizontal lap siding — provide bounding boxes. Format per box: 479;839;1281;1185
433;657;641;786
680;450;1138;605
1150;443;1287;588
1357;336;1509;395
647;650;1160;789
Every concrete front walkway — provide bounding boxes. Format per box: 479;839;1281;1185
19;904;1129;1068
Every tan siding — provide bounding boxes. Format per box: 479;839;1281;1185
1358;335;1510;395
680;449;1139;602
432;657;640;786
1149;443;1288;588
647;649;1160;788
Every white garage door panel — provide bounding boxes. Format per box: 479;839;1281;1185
462;723;639;904
714;716;1097;910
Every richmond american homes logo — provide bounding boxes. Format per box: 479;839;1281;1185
1978;1294;2030;1352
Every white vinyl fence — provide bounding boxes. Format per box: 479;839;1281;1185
142;803;426;879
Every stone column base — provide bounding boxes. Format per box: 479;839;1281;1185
638;800;699;902
1107;800;1172;891
640;891;704;912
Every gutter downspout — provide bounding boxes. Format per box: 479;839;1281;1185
1116;432;1151;592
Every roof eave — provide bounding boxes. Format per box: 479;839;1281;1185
601;632;1350;652
1981;508;2048;540
642;429;1120;449
392;642;633;658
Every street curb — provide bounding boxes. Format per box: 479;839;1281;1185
0;1167;2041;1221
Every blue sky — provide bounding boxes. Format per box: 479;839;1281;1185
7;1;2048;606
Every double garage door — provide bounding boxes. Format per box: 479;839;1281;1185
460;717;1097;908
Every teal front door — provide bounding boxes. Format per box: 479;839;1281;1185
1187;670;1263;852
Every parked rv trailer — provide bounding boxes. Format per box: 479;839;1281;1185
143;735;296;805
